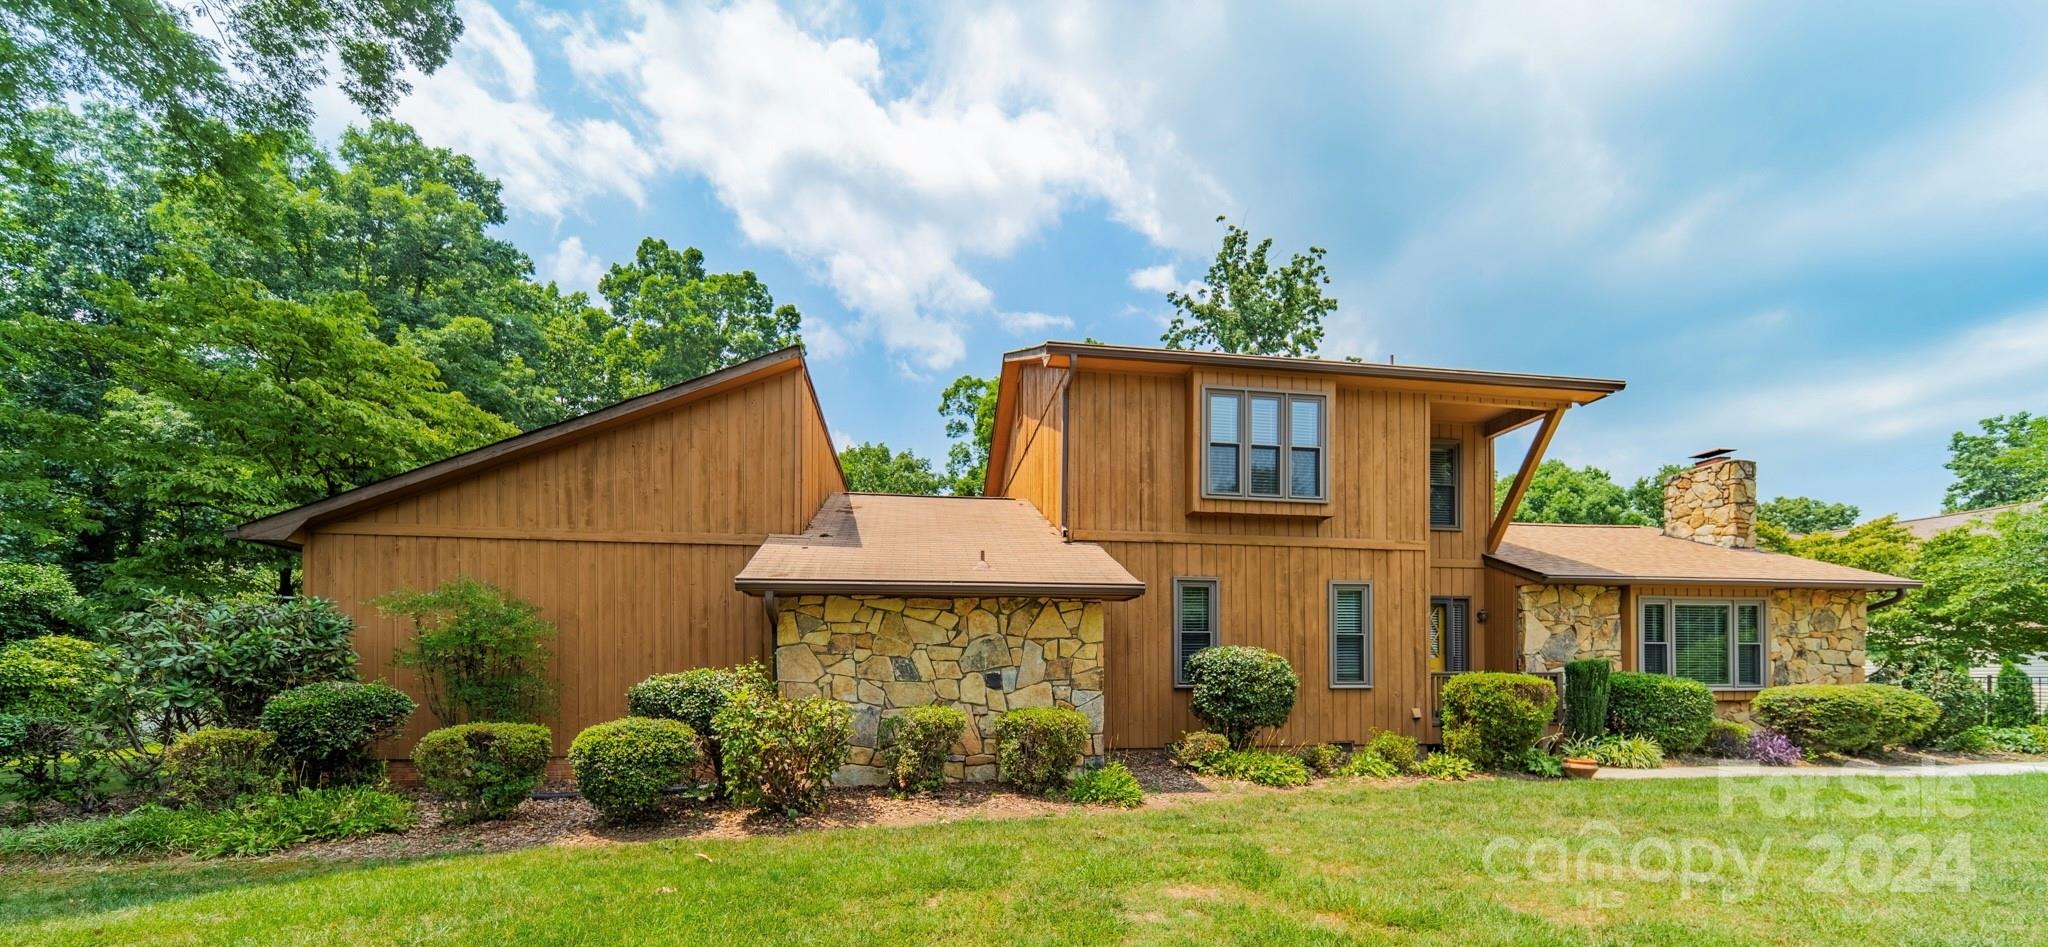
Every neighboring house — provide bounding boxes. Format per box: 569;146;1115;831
236;341;1921;781
1827;500;2042;540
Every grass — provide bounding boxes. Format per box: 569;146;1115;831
2;773;2045;945
0;787;414;859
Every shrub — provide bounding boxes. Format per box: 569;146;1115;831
1336;753;1399;779
1940;725;1993;753
714;688;853;815
627;663;771;793
0;636;118;808
1990;662;2038;728
1987;725;2048;754
1292;743;1347;777
0;786;414;860
413;723;552;824
0;635;106;717
1169;730;1229;771
1751;684;1938;756
1415;754;1477;781
1706;719;1754;759
1562;659;1611;740
260;681;416;787
100;595;359;729
879;704;967;794
1067;760;1144;807
991;707;1090;795
569;717;699;823
162;728;284;809
1183;646;1299;749
1588;735;1663;769
1522;747;1564;778
1357;730;1420;774
0;562;84;644
377;577;557;726
1746;728;1801;766
1205;750;1310;787
1439;672;1557;769
1607;672;1714;753
1897;667;1988;746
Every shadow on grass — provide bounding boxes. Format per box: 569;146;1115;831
0;850;484;928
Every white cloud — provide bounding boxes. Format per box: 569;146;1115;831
1127;264;1180;294
543;236;603;294
996;311;1074;335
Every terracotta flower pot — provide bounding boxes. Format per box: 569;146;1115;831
1562;757;1600;780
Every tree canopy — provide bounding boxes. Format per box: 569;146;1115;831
1871;509;2048;667
837;443;947;496
1494;460;1669;525
1757;496;1861;535
1159;216;1334;357
938;374;997;496
1943;412;2048;512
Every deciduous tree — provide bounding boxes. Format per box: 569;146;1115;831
1159;216;1334;357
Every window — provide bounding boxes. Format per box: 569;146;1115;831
1431;597;1470;673
1429;441;1459;529
1203;388;1326;500
1639;598;1765;688
1330;583;1372;686
1174;578;1218;687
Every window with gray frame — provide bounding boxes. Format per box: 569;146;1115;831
1330;582;1372;686
1203;388;1326;500
1174;578;1218;686
1429;441;1460;529
1638;598;1764;688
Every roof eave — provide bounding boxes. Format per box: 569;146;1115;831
733;577;1146;601
1006;341;1627;398
1481;555;1921;590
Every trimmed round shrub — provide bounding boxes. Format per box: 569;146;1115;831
1990;661;2037;728
1898;667;1988;746
627;663;771;793
1205;750;1310;787
1607;672;1714;753
1562;659;1612;740
413;722;552;824
1183;646;1299;749
1358;730;1420;774
1169;730;1229;771
1293;743;1347;777
880;704;967;794
991;707;1090;795
1440;672;1557;769
570;717;699;823
714;687;853;816
0;562;84;644
1751;684;1938;756
1068;760;1144;807
162;728;285;809
259;681;416;787
1706;719;1754;759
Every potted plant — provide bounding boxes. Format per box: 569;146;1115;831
1557;736;1600;779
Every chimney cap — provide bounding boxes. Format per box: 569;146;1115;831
1688;448;1737;465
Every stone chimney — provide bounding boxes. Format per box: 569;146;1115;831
1662;451;1757;549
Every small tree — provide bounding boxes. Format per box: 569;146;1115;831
1160;216;1335;357
377;577;557;726
1990;661;2038;727
0;562;85;643
1562;659;1611;740
1184;646;1299;749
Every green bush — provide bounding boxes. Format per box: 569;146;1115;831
413;723;552;824
1292;743;1347;777
1183;646;1299;749
1562;659;1611;740
569;717;699;823
1607;672;1714;753
101;595;359;729
1940;725;1993;753
991;707;1090;795
0;562;84;644
1587;735;1664;769
1169;730;1229;771
1439;672;1557;769
0;635;106;718
626;663;768;795
1415;754;1477;781
1897;667;1988;746
880;704;967;794
1067;760;1144;807
1336;753;1398;779
1706;719;1754;759
377;577;557;726
1990;662;2037;728
714;687;853;815
0;636;118;807
1751;684;1939;756
0;786;414;860
1986;725;2048;754
1357;730;1420;774
259;681;415;787
162;728;284;809
1205;750;1310;787
1522;747;1564;778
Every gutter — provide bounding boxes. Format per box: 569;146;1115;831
733;578;1146;601
1866;588;1910;612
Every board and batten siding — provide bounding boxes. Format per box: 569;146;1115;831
999;362;1067;528
301;363;842;756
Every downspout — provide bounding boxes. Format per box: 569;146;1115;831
1867;588;1908;613
762;591;781;674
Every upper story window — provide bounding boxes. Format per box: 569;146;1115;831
1204;388;1326;501
1429;440;1460;529
1640;598;1765;689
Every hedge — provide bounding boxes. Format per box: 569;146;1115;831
569;717;700;823
1607;672;1714;753
1439;672;1557;769
1751;684;1938;756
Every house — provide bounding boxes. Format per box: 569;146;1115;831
234;341;1921;781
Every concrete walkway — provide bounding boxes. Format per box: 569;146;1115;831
1596;759;2048;779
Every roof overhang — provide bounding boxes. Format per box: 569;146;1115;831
1482;554;1924;591
734;578;1145;600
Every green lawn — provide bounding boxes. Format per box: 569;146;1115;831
3;773;2044;945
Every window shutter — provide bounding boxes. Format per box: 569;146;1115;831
1641;602;1669;675
1674;603;1731;686
1444;599;1470;673
1736;603;1764;687
1176;580;1216;685
1331;584;1369;685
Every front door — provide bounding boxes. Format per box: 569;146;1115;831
1430;597;1470;674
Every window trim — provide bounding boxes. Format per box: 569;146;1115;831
1428;438;1462;531
1173;577;1220;688
1638;596;1767;690
1200;386;1328;502
1328;580;1374;689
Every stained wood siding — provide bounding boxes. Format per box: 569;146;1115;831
301;365;841;756
1000;363;1067;527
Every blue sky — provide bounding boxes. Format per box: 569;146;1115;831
314;1;2048;519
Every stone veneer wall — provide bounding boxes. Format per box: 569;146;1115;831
1662;459;1758;549
1518;584;1623;673
773;594;1104;785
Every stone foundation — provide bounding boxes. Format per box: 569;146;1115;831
773;594;1104;785
1518;584;1622;673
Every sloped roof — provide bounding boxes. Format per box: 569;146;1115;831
735;493;1145;599
1488;523;1919;590
1834;500;2043;540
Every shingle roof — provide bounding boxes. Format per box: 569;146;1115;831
1488;523;1919;589
734;493;1145;599
1833;500;2043;540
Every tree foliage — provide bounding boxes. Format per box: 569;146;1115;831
1496;460;1659;525
377;577;557;726
1758;496;1861;535
597;238;802;392
1943;412;2048;513
1872;509;2048;667
1159;216;1334;357
1762;516;1919;577
837;442;946;496
938;374;997;495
